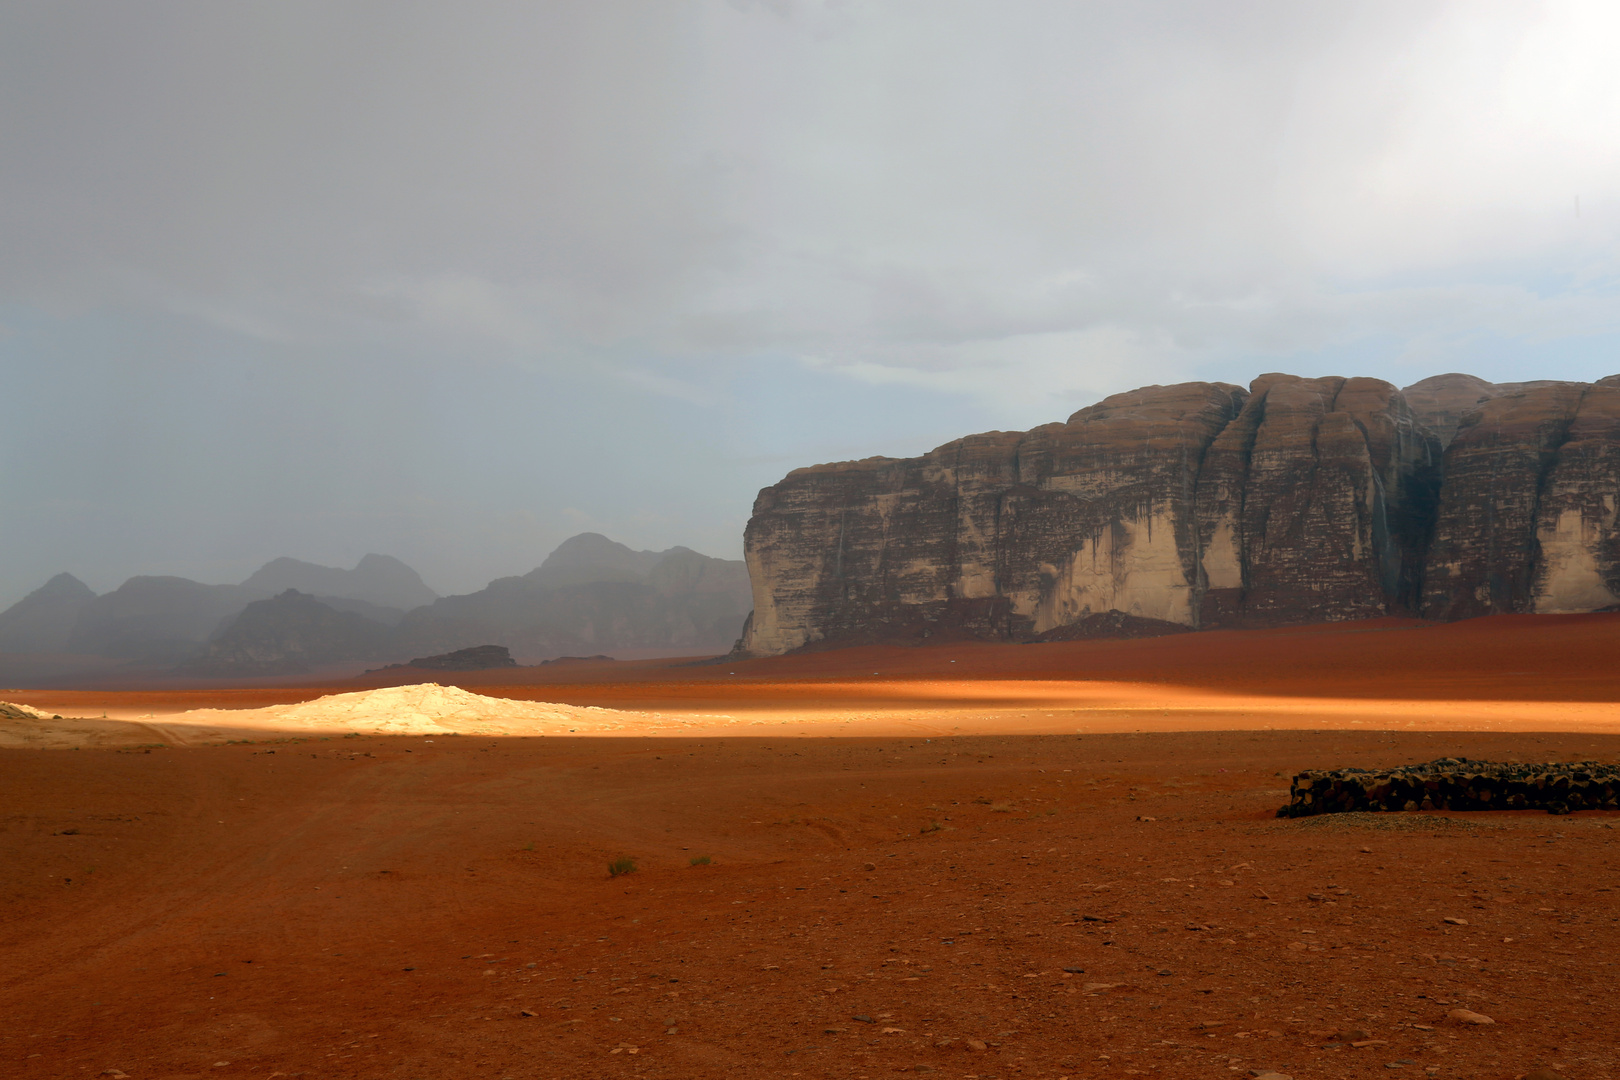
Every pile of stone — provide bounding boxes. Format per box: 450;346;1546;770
1278;758;1620;817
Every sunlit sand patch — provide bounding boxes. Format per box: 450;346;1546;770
6;676;1620;748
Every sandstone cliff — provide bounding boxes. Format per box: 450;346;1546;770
738;371;1620;655
1423;381;1620;618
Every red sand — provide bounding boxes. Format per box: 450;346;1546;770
2;615;1618;1077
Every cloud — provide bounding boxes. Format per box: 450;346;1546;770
4;1;1620;603
4;1;1617;398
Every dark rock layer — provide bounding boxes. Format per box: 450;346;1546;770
403;644;518;671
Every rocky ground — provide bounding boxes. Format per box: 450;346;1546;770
2;724;1616;1080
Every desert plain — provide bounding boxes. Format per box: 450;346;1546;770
2;614;1618;1079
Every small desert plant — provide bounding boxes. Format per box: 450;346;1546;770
608;857;638;878
688;855;711;866
920;820;943;833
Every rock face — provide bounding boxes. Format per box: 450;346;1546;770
1402;373;1571;448
1195;375;1441;626
741;374;1443;654
397;534;752;661
739;371;1620;655
1424;381;1620;618
0;573;97;653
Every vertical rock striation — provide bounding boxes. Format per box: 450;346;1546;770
1423;382;1620;618
740;371;1620;655
1195;375;1441;627
740;373;1444;654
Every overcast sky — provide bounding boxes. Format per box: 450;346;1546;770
2;0;1618;607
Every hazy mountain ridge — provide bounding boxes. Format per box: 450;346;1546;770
182;590;398;676
0;573;97;654
240;554;438;611
394;533;752;663
0;535;750;676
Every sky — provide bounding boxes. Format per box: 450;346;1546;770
2;0;1619;607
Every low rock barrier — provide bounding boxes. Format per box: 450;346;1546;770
1278;758;1620;817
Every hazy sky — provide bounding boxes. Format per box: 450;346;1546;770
3;1;1619;607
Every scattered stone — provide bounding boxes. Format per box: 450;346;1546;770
519;1010;536;1017
1332;1028;1370;1042
1279;759;1620;817
864;862;877;871
1062;966;1085;974
1523;1069;1566;1080
824;1027;847;1034
1082;982;1120;993
966;1039;988;1051
852;1014;875;1024
1249;1071;1292;1080
1253;888;1272;899
882;1027;905;1034
1307;892;1327;902
1443;917;1468;926
1446;1008;1495;1025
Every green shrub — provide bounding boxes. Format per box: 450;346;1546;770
607;857;638;878
688;855;711;866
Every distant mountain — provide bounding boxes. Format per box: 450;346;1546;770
395;533;752;661
0;573;97;653
523;533;666;588
184;590;398;675
65;576;269;662
240;554;436;611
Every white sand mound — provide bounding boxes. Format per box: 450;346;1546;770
0;701;57;721
180;682;631;736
